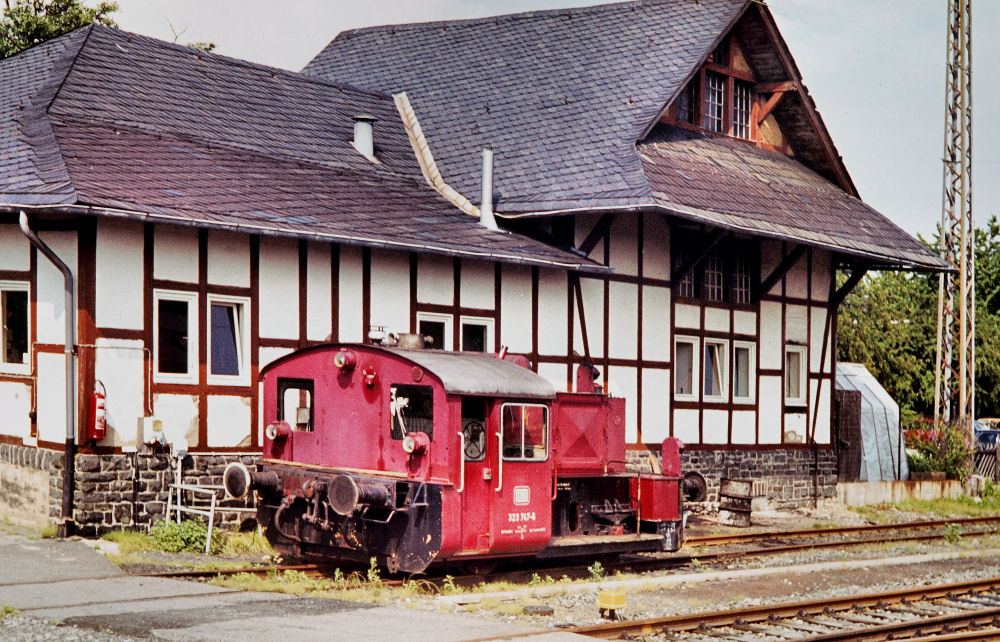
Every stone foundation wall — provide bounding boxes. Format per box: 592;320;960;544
0;444;260;536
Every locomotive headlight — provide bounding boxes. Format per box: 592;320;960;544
401;431;428;455
402;434;416;454
265;421;291;442
333;349;357;371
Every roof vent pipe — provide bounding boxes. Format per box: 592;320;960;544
480;148;498;230
352;115;377;162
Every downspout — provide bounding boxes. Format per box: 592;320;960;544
19;211;76;537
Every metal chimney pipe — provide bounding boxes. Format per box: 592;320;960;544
352;115;377;161
480;148;498;230
19;211;76;537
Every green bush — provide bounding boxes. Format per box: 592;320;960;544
150;519;223;554
904;423;974;480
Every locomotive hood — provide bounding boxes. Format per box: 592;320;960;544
390;348;556;399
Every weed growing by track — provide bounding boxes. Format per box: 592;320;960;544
0;605;18;619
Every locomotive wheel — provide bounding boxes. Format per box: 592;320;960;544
462;559;498;576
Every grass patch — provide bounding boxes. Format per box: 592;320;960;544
101;528;159;553
849;496;1000;521
39;523;58;539
220;530;274;556
0;605;18;618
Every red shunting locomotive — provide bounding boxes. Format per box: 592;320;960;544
224;341;684;573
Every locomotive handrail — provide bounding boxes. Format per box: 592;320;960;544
495;431;503;492
456;430;465;493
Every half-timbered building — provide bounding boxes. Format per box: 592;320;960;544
0;0;946;532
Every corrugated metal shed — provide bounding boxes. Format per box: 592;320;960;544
835;362;908;482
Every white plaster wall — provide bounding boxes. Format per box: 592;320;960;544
537;269;567;356
608;282;637;360
306;243;332;342
674;303;699;330
759;301;782;369
608;216;638;276
642;286;670;362
608;366;638;442
338;245;364;343
758;376;782;444
573;276;604;359
811;250;831;301
417;255;453;305
760;240;782;297
370;251;410;336
36;352;69;444
36;231;77;345
207;230;249;288
460;260;494;310
259;346;294;371
258;237;299;339
500;265;532;352
672;408;699;443
153;393;199;447
642;213;670;281
810;306;830;372
786;305;808;344
702;409;728;444
153;225;198;283
731;410;756;444
96;220;143;330
733;310;756;336
784;413;807;444
704;307;729;333
811;379;831;444
0;224;30;270
640;369;670;443
208;395;252;447
786;259;808;299
0;381;31;440
95;338;145;448
537;362;569;395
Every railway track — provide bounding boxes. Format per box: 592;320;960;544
149;515;1000;588
561;575;1000;640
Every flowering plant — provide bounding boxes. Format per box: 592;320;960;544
904;422;973;480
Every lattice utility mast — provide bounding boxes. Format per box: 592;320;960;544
934;0;974;427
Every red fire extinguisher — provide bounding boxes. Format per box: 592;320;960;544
88;380;106;441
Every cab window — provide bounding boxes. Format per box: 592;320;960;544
390;384;434;440
277;378;313;432
501;403;548;460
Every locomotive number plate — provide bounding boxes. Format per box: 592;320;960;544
507;511;536;523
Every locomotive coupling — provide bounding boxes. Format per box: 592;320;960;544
328;473;393;515
223;461;280;500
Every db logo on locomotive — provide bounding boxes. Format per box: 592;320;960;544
513;485;531;505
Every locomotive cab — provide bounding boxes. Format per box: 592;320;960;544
231;344;683;574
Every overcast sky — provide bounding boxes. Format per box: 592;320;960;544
111;0;998;241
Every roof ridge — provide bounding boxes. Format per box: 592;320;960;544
85;23;394;101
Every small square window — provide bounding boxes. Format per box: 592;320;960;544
0;282;29;373
278;378;313;432
674;336;699;400
733;341;755;403
390;384;434;440
417;311;453;350
785;345;807;406
460;316;494;353
208;295;250;383
154;290;198;383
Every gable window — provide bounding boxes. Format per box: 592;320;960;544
703;72;725;133
784;345;807;406
731;244;751;304
733;341;755;403
208;294;250;383
154;290;197;383
674;336;699;400
676;82;695;125
702;248;724;302
460;316;494;352
733;80;753;140
0;282;29;373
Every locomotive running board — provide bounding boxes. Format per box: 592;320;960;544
537;533;665;558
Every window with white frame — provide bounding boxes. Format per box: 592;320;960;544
703;339;728;401
702;249;724;302
703;72;725;133
416;311;453;350
460;316;494;353
208;294;251;384
674;336;699;400
0;281;29;373
784;345;807;406
733;80;753;140
733;341;755;403
154;290;198;383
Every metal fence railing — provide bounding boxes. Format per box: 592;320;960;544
975;445;1000;481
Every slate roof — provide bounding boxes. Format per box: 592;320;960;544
306;0;947;271
0;25;606;272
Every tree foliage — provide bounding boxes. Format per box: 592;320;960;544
0;0;118;58
838;215;1000;420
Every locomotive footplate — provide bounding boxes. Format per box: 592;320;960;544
537;531;675;558
256;465;443;574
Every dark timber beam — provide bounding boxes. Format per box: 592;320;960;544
577;213;615;257
672;228;725;286
831;264;870;309
756;81;795;124
755;244;807;302
571;274;591;362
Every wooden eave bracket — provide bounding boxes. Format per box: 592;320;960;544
672;228;725;286
831;263;870;309
577;212;615;257
756;80;796;124
754;243;806;302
